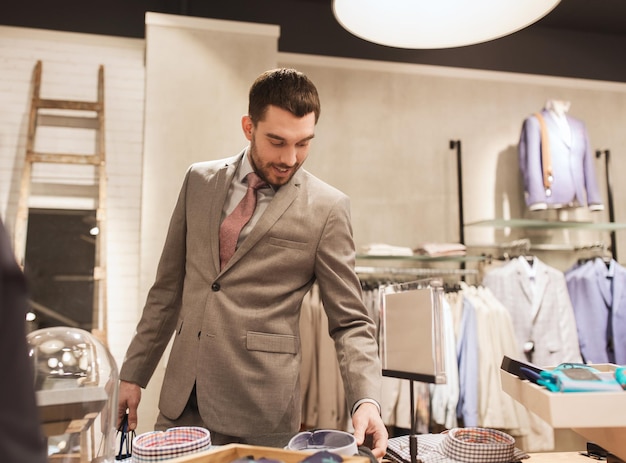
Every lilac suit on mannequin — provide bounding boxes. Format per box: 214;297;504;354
518;100;604;211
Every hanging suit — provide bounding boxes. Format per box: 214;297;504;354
482;256;582;366
518;109;603;210
460;284;529;435
482;258;583;452
565;257;626;364
299;284;349;431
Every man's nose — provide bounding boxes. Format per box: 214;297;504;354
279;146;298;166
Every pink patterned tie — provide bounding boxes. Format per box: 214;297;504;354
219;172;267;269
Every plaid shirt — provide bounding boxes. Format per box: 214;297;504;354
132;427;211;462
386;427;529;463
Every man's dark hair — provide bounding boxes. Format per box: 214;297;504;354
248;68;320;124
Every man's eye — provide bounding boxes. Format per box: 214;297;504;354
270;140;284;146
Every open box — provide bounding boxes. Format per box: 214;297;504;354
167;443;370;463
500;363;626;460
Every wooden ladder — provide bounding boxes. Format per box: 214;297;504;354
14;60;108;343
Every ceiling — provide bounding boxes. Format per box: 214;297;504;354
2;0;626;82
533;0;626;35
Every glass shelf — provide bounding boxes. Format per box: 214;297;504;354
356;254;485;262
467;242;606;252
465;218;626;231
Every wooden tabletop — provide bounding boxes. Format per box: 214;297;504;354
527;452;595;462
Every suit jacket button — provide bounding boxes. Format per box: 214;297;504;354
211;283;220;291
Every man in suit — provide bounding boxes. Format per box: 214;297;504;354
117;68;388;458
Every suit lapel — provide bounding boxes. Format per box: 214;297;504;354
592;257;613;308
514;257;534;307
212;154;243;273
531;258;549;322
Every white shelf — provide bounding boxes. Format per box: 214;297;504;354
500;366;626;460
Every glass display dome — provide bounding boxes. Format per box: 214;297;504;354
27;327;119;463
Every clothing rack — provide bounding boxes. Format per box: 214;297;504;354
356;266;478;289
479;240;612;265
479;238;533;264
575;242;612;267
595;149;617;259
356;266;478;277
450;140;464;247
450;140;466;280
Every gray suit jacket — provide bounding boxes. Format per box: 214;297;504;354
120;152;381;439
482;257;582;366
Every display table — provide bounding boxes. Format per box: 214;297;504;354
501;366;626;461
167;444;370;463
526;452;592;462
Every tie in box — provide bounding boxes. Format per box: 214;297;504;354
165;443;370;463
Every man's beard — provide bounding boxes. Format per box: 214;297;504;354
248;138;299;189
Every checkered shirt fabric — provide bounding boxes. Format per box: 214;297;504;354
132;426;211;462
386;428;529;463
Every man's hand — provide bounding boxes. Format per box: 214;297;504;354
117;380;141;431
351;402;388;461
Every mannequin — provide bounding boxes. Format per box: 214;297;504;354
518;99;603;211
545;98;570;117
544;99;571;145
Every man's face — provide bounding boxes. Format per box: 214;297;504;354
242;105;316;188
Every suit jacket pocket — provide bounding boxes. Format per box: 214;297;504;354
246;331;297;354
268;236;307;250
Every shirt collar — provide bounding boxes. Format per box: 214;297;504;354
519;255;536;279
235;148;254;185
237;147;277;192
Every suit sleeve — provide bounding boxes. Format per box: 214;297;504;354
555;271;583;363
313;194;382;409
579;121;604;207
518;116;546;208
119;168;190;387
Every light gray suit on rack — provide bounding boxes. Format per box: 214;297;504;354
119;151;381;442
482;257;582;367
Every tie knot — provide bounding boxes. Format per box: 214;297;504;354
246;172;267;190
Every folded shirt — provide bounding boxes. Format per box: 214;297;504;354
414;243;466;257
362;243;414;256
386;428;528;463
132;426;211;462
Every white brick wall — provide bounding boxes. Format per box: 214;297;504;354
0;25;146;369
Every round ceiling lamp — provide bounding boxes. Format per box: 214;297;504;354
332;0;561;49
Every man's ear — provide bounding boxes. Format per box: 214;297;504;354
241;115;254;141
